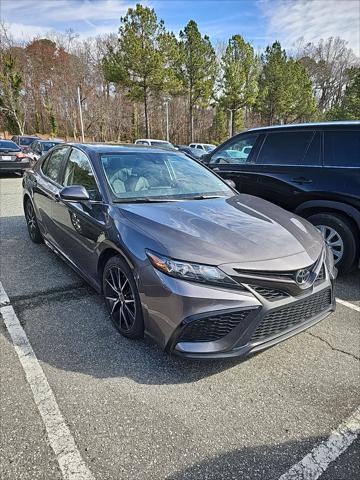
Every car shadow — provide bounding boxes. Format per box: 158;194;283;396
164;436;331;480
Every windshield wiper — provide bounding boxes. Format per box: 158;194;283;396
113;198;179;204
187;195;224;200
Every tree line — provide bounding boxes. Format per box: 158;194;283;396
0;4;359;144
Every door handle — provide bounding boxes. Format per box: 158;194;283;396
212;167;220;172
291;177;312;184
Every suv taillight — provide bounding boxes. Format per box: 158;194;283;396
16;152;28;159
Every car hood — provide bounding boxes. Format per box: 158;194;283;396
118;195;324;270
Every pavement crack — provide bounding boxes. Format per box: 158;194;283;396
307;331;360;361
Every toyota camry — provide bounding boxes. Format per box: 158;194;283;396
22;143;336;358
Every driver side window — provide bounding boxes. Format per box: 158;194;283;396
63;149;100;200
210;134;258;164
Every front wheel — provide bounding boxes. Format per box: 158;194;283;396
307;213;358;274
103;255;144;339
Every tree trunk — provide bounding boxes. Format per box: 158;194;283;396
189;90;194;142
144;86;150;138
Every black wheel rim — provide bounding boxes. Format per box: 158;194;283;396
104;267;136;332
26;202;37;239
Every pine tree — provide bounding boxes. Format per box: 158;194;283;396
177;20;217;142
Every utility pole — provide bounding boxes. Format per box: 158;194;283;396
77;86;85;142
164;98;170;142
227;108;233;138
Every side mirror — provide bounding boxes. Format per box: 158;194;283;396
59;185;90;202
224;179;236;189
201;153;210;164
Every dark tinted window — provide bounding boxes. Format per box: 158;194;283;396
303;132;321;165
42;147;69;182
324;130;360;167
257;131;314;165
0;140;20;150
63;149;100;200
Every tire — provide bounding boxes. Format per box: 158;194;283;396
25;199;44;244
102;255;144;339
307;212;359;274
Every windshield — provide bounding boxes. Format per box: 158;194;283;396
0;141;20;151
204;144;216;152
150;140;174;148
42;141;60;151
101;152;232;201
20;137;37;146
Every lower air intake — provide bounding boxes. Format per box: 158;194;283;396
179;309;254;342
251;289;331;342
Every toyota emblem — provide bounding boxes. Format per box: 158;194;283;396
295;268;311;286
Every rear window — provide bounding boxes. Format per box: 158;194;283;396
257;131;316;165
20;137;37;146
0;140;20;150
324;131;360;167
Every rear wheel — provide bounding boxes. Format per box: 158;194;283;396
103;255;144;339
307;212;358;274
25;199;43;243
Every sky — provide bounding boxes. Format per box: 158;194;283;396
1;0;359;55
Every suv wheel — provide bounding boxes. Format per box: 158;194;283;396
307;213;358;274
103;255;144;339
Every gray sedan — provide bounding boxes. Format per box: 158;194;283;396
22;143;336;359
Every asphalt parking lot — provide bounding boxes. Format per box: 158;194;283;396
1;175;359;480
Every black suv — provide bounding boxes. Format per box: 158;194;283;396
203;121;360;274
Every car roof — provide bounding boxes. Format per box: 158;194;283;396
63;143;181;155
247;121;360;133
136;138;170;142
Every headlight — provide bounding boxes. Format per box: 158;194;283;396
146;250;241;288
325;245;337;279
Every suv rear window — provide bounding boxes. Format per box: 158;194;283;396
257;131;316;165
324;130;360;167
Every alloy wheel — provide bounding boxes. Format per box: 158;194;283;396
104;266;136;332
316;224;344;264
26;202;37;240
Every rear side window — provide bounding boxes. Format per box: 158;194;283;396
42;147;69;183
257;131;315;165
324;131;360;167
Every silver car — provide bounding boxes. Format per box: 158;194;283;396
23;144;336;359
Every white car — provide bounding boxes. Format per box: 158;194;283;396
135;139;175;149
189;143;216;152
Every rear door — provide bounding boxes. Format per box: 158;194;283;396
33;146;70;244
252;130;322;210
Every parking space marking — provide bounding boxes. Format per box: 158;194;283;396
279;406;360;480
336;298;360;313
0;303;95;480
0;281;10;307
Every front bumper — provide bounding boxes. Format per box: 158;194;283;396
140;261;335;359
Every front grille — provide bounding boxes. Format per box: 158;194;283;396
179;309;254;342
248;285;289;301
251;289;331;342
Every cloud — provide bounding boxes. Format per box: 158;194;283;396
2;0;133;24
260;0;360;56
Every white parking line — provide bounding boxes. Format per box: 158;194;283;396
0;302;94;480
336;298;360;313
279;406;360;480
0;282;10;307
